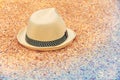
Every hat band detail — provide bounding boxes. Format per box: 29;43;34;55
25;31;68;47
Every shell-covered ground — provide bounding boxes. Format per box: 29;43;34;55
0;0;120;80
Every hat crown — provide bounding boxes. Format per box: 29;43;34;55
26;8;66;41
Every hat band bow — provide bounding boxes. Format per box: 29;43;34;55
25;31;68;47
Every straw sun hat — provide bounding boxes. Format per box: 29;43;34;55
17;8;76;51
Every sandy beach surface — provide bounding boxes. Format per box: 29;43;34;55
0;0;120;80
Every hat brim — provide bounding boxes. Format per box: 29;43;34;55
17;27;76;51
